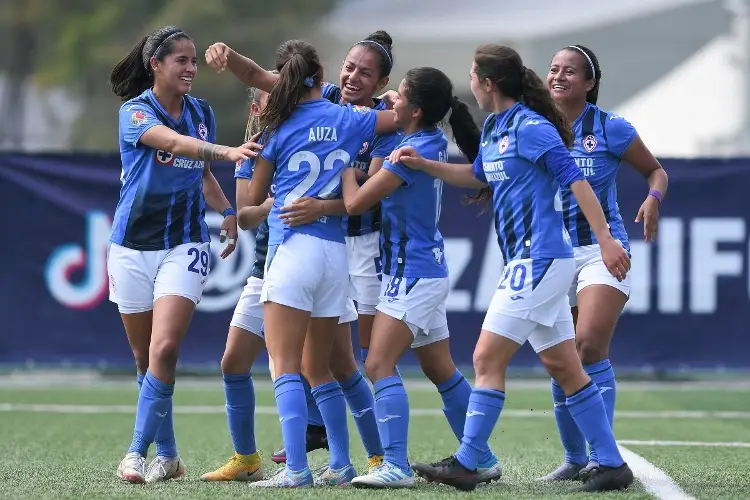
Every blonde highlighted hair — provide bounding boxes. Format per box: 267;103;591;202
243;70;278;141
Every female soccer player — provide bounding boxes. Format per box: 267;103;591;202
339;67;502;489
539;44;668;482
397;44;634;493
107;26;257;484
206;32;398;472
242;39;397;488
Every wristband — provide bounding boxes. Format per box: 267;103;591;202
221;207;237;217
648;189;662;204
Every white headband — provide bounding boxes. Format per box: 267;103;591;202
567;46;596;80
358;40;393;66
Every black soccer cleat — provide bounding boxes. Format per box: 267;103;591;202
270;424;328;464
577;459;599;482
411;455;479;492
574;462;634;492
536;462;586;482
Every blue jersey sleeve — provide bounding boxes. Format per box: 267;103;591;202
344;104;377;141
471;148;487;183
234;158;255;179
382;159;414;186
259;131;278;163
536;143;585;187
517;120;562;164
119;102;162;148
604;113;637;157
321;82;342;103
371;132;401;159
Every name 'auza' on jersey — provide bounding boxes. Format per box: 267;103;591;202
472;102;575;263
321;82;401;236
260;97;377;245
561;102;636;251
112;88;214;251
380;128;449;279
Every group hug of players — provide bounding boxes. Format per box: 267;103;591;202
106;24;668;492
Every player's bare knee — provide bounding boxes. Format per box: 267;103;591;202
420;357;455;386
364;354;394;382
575;332;608;364
220;352;248;375
149;337;181;369
473;345;502;379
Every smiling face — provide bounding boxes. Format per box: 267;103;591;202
547;49;594;106
151;37;197;96
339;44;388;105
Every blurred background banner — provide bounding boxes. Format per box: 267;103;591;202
1;0;750;375
1;154;749;372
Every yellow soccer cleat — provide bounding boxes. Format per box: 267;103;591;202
367;455;384;473
200;452;263;482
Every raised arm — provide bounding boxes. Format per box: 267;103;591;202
205;42;279;92
389;147;486;188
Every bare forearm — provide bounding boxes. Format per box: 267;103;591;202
647;168;668;197
321;199;347;216
226;49;275;91
203;172;232;212
422;160;485;188
238;197;273;230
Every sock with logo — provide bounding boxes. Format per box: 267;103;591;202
274;373;308;472
552;379;588;465
223;372;256;456
312;381;351;470
455;388;505;471
373;376;410;472
137;372;177;458
341;371;383;458
566;381;624;468
437;370;495;464
583;360;616;463
128;370;174;457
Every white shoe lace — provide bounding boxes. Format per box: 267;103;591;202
147;457;170;479
123;454;146;474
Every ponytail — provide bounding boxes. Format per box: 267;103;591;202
110;35;152;101
258;40;322;139
448;97;491;211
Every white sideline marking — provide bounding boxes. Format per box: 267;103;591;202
618;445;697;500
1;403;749;420
619;439;750;448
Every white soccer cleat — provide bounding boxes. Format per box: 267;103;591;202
351;462;415;489
117;452;146;484
144;455;185;483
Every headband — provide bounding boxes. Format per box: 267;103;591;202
567;46;596;79
145;31;185;70
357;40;393;67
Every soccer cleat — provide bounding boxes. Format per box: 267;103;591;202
476;455;503;483
249;465;314;488
411;455;478;492
145;456;185;483
537;462;586;482
367;455;384;473
117;452;146;484
313;463;357;486
200;452;263;482
351;462;415;489
577;459;600;482
574;463;634;492
270;424;328;463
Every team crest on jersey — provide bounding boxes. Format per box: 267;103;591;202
198;123;208;141
352;105;370;114
498;135;510;155
359;142;369;155
583;134;598;153
155;150;174;164
130;110;147;127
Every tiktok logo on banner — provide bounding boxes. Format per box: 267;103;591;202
44;211;111;310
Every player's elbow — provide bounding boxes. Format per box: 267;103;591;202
344;197;367;216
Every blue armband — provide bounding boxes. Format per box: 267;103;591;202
221;207;237;217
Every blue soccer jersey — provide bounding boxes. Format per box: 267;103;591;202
260;98;377;245
472;103;580;263
561;102;636;252
380;128;449;279
112;88;213;251
321;82;400;236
